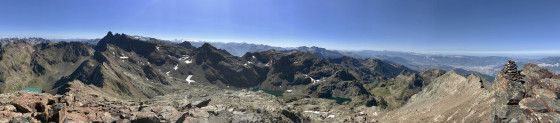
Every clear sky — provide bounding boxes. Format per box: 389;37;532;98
1;0;559;55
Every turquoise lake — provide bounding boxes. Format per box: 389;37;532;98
21;87;42;93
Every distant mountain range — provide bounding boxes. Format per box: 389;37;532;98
168;41;560;81
0;38;51;45
6;37;557;82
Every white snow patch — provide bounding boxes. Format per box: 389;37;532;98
286;90;293;93
119;56;129;59
156;46;160;51
186;75;195;85
174;65;178;70
252;56;256;59
166;71;171;76
303;111;329;114
327;115;335;118
359;111;365;115
179;55;192;64
265;61;271;67
310;77;324;84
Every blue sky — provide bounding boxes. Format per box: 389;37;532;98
1;0;559;55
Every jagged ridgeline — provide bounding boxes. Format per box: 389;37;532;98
0;32;415;106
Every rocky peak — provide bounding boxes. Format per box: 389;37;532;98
198;43;230;55
179;41;195;49
200;43;217;51
95;32;156;57
106;31;113;37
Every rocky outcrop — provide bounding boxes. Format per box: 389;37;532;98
373;70;494;122
492;60;528;122
516;63;560;122
492;60;560;122
367;69;446;109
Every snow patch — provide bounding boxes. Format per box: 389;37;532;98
303;110;329;114
359;111;365;115
179;55;192;64
327;115;335;118
252;56;256;59
186;75;195;85
174;65;178;70
310;77;324;84
166;71;171;76
265;61;271;67
119;56;129;59
156;46;160;51
244;61;253;66
286;90;293;93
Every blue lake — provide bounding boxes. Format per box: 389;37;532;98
21;87;42;93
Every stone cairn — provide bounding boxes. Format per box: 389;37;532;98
502;60;526;105
502;60;524;83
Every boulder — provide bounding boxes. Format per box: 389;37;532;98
540;78;560;92
192;98;211;108
519;98;548;113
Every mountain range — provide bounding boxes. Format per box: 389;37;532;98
11;37;557;81
167;40;560;82
0;32;558;122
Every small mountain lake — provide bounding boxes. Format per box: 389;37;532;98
325;97;352;104
21;87;42;93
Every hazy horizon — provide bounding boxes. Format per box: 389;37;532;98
1;0;559;56
0;33;557;58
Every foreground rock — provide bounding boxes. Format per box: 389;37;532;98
493;61;560;122
0;80;374;122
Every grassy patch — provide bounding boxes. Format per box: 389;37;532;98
252;89;284;97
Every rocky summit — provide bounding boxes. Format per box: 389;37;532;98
0;32;559;122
